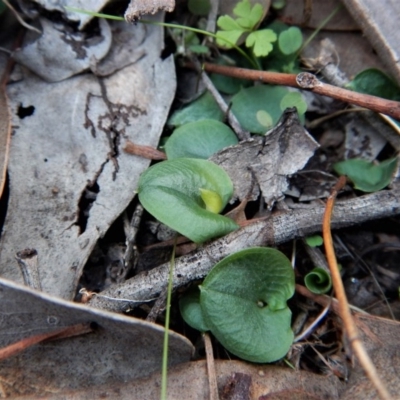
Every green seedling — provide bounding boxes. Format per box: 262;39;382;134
165;119;238;159
138;158;238;243
180;247;295;362
168;92;224;126
305;235;323;247
333;157;398;193
216;0;277;57
304;268;332;294
231;85;307;133
346;68;400;102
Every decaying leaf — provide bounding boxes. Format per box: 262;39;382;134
28;0;110;28
0;61;11;198
21;359;342;399
13;17;112;82
210;108;319;206
0;17;176;300
0;277;193;398
125;0;175;22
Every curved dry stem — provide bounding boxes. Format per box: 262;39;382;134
323;177;392;400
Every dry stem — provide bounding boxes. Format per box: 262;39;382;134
201;63;400;121
323;177;392;400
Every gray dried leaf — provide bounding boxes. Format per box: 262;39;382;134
22;0;110;28
210;108;319;206
0;18;176;300
125;0;175;22
13;17;112;82
0;278;193;398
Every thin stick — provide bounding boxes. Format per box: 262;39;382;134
201;63;400;121
0;323;92;361
192;59;250;141
160;236;178;400
323;177;392;400
204;332;219;400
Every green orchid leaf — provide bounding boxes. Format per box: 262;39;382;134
179;287;210;332
346;68;400;101
256;110;273;128
199;188;224;213
232;85;303;133
200;247;295;362
210;55;252;95
305;235;323;247
278;27;303;55
246;29;277;57
138;158;238;243
165;120;238;160
167;92;224;127
280;92;307;115
304;268;332;294
333;157;398;192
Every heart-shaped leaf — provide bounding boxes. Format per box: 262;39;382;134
168;92;224;127
165;120;238;160
199;247;295;362
346;68;400;101
138;158;238;243
179;287;210;332
278;27;303;55
333;157;398;192
231;85;307;133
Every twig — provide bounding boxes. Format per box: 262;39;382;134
88;188;400;312
323;177;392;400
124;140;167;160
192;58;250;141
2;0;41;33
0;323;92;361
201;63;400;121
204;332;219;400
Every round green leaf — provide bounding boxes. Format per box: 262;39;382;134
179;287;209;332
165;120;238;160
280;92;307;115
346;68;400;101
167;92;224;127
333;157;398;192
278;27;303;55
200;247;295;362
231;85;290;133
305;235;323;247
138;159;238;243
256;110;273;128
304;268;332;294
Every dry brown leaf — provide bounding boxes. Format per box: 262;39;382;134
10;359;342;399
279;0;358;30
210;109;319;206
344;0;400;85
0;277;193;398
0;17;176;300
